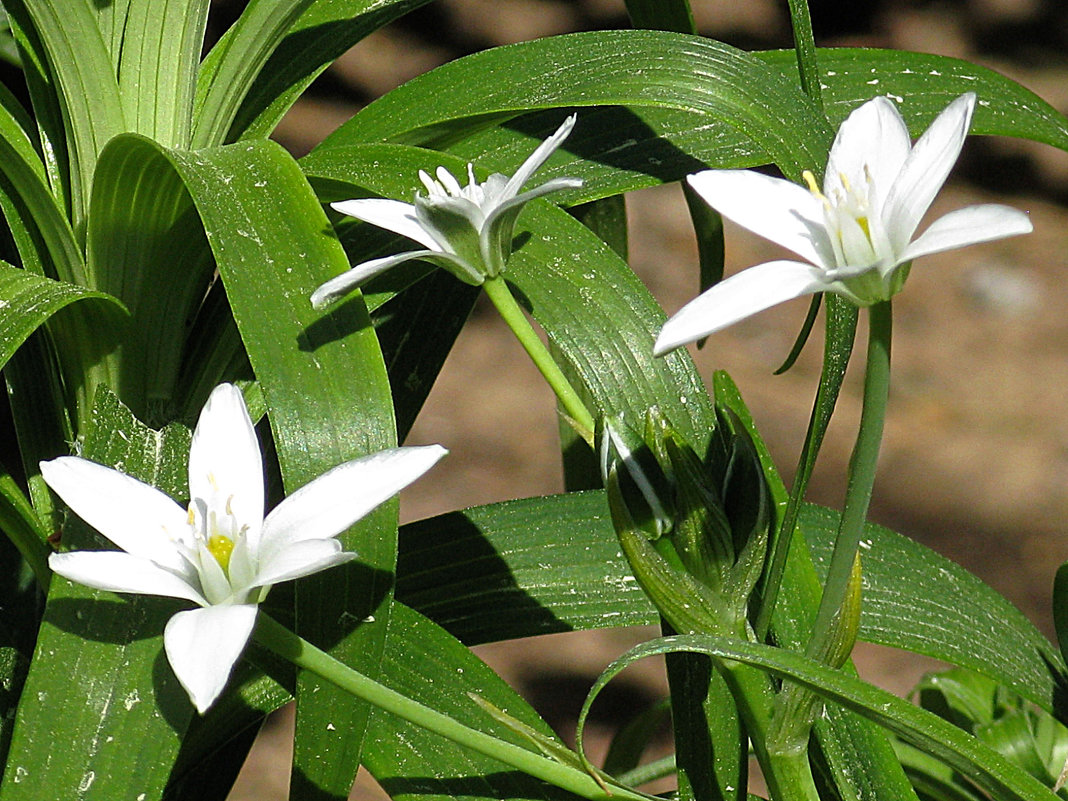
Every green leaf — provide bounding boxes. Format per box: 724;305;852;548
17;0;125;233
193;0;318;148
0;78;83;284
757;47;1068;150
166;139;398;798
625;0;695;33
1;388;194;801
0;260;121;382
584;635;1057;801
227;0;434;142
87;134;217;422
115;0;209;147
316;29;834;182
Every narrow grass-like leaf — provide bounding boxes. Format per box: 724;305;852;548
227;0;433;142
316;30;833;182
3;0;73;217
583;635;1056;801
116;0;209;147
1;388;193;801
20;0;124;233
165;139;398;798
192;0;317;148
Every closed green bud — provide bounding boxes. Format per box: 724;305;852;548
599;408;773;636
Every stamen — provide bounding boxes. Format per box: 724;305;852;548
802;170;822;197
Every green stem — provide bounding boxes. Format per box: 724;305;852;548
253;613;640;801
722;662;821;801
807;300;892;656
482;275;595;444
786;0;822;106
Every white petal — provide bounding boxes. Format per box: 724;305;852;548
331;198;441;251
189;384;264;539
687;170;831;267
48;551;207;605
899;204;1033;262
40;457;189;571
164;604;258;714
883;93;976;252
654;260;831;355
260;445;447;557
251;539;357;590
501;114;577;200
311;250;443;308
824;96;910;208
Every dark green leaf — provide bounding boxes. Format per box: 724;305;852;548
0;388;194;801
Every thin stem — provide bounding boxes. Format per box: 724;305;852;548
482;275;596;444
807;300;892;656
786;0;822;107
253;613;642;801
614;754;676;788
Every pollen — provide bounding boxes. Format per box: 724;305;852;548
208;535;234;570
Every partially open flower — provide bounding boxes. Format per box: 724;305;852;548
655;93;1033;355
311;115;583;307
44;383;445;712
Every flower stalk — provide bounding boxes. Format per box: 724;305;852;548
482;275;595;444
807;300;891;655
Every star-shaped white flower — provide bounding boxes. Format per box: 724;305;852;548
655;93;1033;355
43;383;445;713
311;115;583;307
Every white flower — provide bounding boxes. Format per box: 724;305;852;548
655;93;1033;355
43;383;446;713
311;115;583;307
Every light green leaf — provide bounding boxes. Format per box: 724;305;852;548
227;0;434;142
87;134;217;423
192;0;318;148
757;47;1068;150
18;0;125;233
115;0;209;147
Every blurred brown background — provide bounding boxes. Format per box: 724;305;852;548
222;0;1068;797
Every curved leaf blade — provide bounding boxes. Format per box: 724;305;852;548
165;139;399;798
583;635;1056;801
316;29;834;182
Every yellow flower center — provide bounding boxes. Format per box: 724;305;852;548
208;534;235;570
